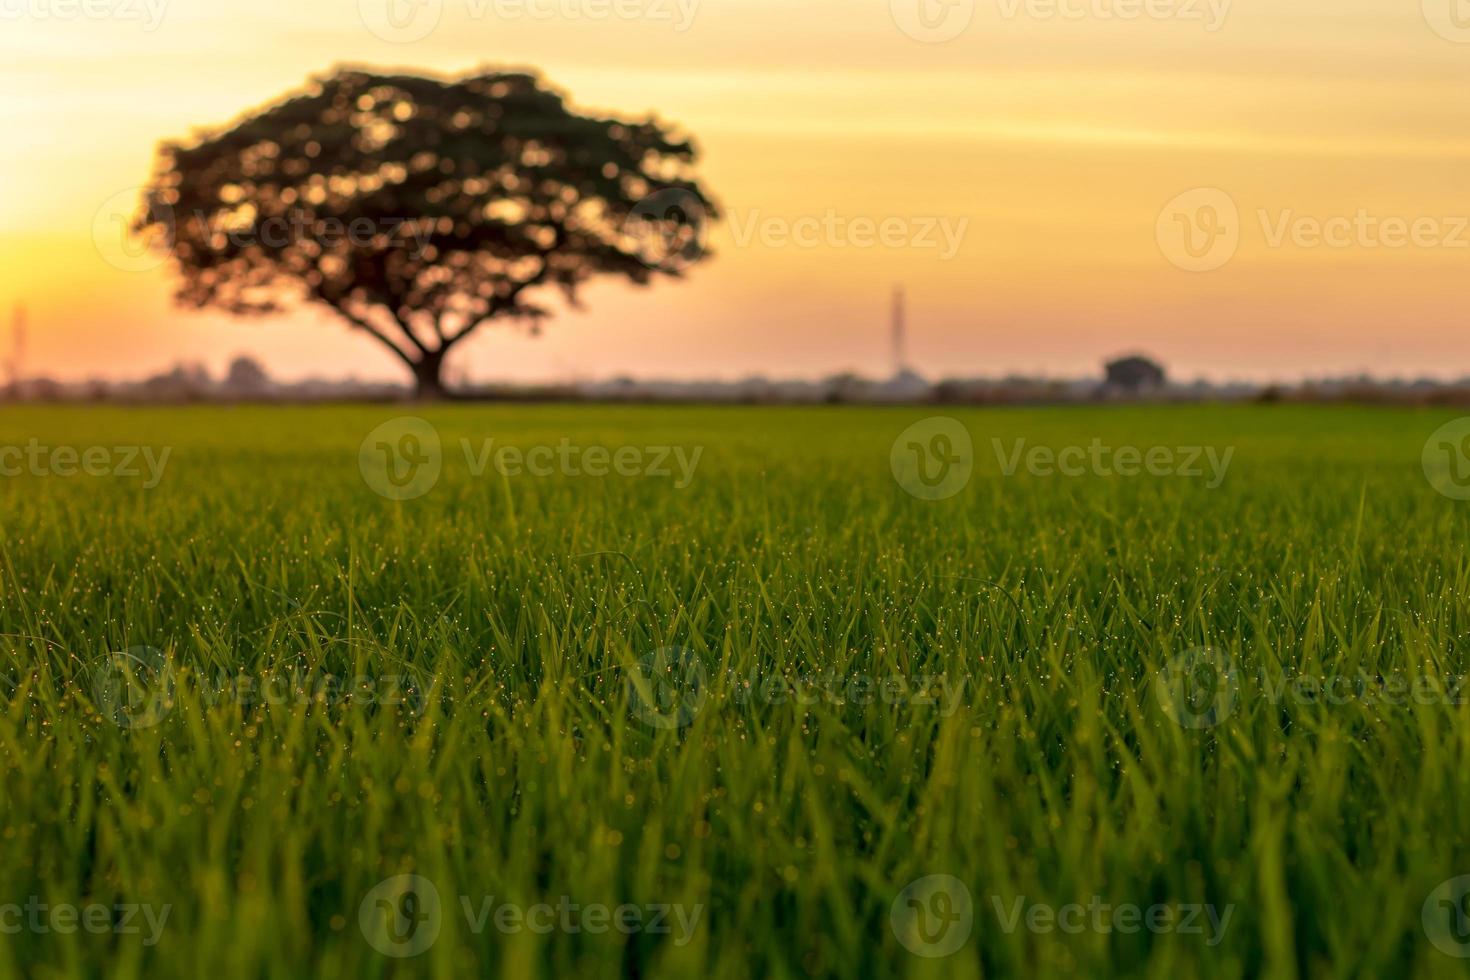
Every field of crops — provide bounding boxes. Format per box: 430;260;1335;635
2;402;1470;978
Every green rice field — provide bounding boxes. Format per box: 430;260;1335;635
2;403;1470;978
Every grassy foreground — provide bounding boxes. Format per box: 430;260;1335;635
1;403;1470;978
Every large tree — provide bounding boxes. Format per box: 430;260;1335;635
137;67;716;399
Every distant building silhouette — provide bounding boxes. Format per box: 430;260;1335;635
1104;355;1166;393
141;363;214;402
223;355;271;397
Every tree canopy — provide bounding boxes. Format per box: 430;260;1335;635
138;67;717;397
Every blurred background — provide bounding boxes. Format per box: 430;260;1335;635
3;0;1468;390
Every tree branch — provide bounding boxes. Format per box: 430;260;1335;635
389;312;433;355
443;262;553;347
332;305;419;368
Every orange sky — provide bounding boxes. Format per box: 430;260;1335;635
3;0;1469;384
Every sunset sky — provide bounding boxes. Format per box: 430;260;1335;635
3;0;1469;384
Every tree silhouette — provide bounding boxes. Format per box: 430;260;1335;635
137;67;716;399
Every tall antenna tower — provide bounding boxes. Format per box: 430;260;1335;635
891;286;908;375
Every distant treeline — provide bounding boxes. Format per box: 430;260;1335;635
7;357;1470;406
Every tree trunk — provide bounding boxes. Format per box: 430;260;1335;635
412;351;449;401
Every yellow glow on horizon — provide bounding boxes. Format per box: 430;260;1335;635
4;0;1470;382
